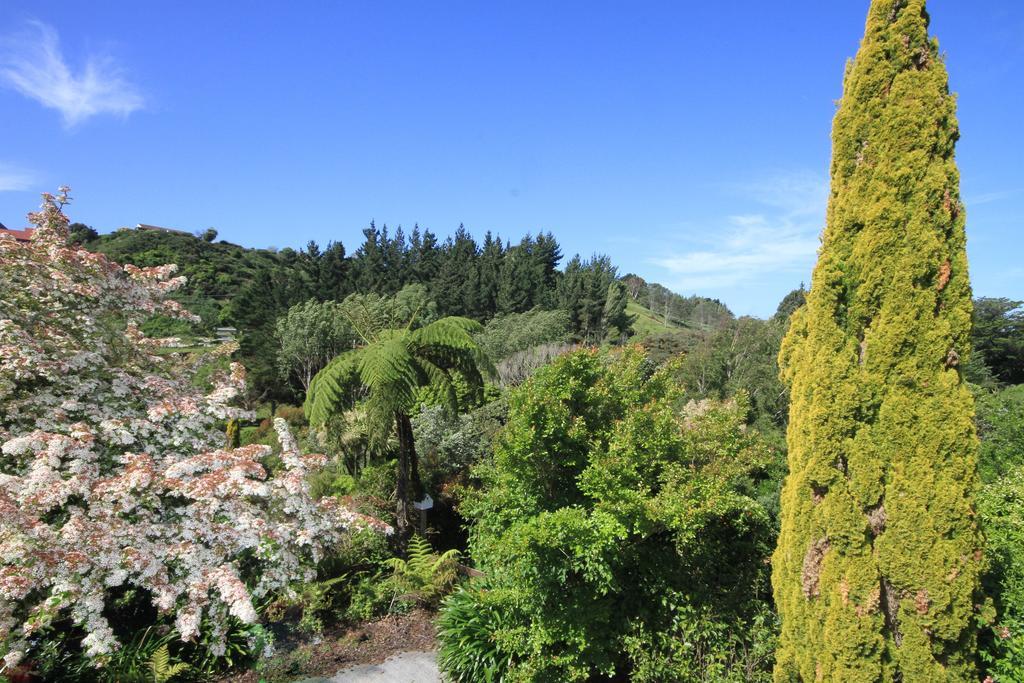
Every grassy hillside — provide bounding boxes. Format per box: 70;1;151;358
627;300;680;338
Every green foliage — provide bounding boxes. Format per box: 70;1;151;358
412;399;507;493
274;404;307;427
626;299;684;339
979;469;1024;680
310;527;395;624
554;254;619;343
475;308;571;361
306;316;489;435
347;459;398;523
308;460;357;499
773;286;807;324
140;314;196;339
102;629;185;683
602;280;636;343
496;233;562;316
456;347;776;681
68;221;98;245
226;418;241;448
642;282;734;330
437;583;517;683
275;299;356;393
382;535;462;607
977;384;1024;484
773;2;983;679
313;407;394;479
148;645;189;683
280;576;350;636
344;572;399;622
674;315;789;430
623;601;777;683
973;297;1024;385
88;226;281;330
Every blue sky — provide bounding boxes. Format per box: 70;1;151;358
0;1;1021;317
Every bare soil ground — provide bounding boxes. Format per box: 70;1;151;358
217;610;437;683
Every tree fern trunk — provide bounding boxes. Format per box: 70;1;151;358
395;411;424;540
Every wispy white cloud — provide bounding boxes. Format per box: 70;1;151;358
650;171;827;291
964;188;1023;206
0;162;35;192
0;21;143;127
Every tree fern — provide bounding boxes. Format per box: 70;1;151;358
304;313;493;537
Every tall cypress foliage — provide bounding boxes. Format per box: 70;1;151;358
772;2;982;680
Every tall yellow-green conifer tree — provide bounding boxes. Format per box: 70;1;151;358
772;1;983;680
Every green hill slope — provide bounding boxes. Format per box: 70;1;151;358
84;228;282;328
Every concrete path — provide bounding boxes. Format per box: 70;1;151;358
301;651;441;683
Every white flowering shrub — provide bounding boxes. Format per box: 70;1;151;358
0;189;385;671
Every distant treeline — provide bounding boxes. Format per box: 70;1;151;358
78;222;732;399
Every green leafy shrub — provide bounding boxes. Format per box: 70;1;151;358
977;384;1024;484
344;573;397;622
623;600;777;683
285;576;349;636
475;308;571;361
437;583;518;683
349;459;398;525
412;399;507;494
455;347;776;681
980;468;1024;680
275;404;307;427
308;461;357;499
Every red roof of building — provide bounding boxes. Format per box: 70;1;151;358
0;227;35;242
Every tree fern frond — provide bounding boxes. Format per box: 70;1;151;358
305;349;363;426
410;317;480;351
419;318;496;380
418;357;459;413
359;334;415;387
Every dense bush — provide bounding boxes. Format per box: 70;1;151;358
977;385;1024;484
494;342;578;387
412;399;507;494
977;384;1024;680
274;403;308;427
447;347;777;681
979;470;1024;680
475;308;571;361
274;300;356;394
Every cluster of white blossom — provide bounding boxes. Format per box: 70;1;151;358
0;190;388;671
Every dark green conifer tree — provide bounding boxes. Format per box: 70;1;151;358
317;240;349;301
380;225;408;293
772;2;982;680
496;237;535;315
352;222;386;293
433;225;479;316
476;231;505;319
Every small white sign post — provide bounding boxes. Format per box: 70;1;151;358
413;494;434;534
